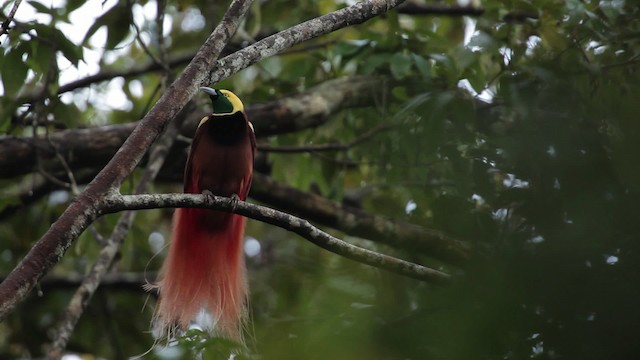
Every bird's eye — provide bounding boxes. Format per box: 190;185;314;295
224;93;229;97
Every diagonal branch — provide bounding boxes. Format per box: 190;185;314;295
100;193;452;284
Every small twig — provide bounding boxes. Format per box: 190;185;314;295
139;81;163;118
258;123;391;153
100;193;453;284
46;137;79;195
396;3;484;16
0;272;157;292
0;0;22;43
87;226;107;247
601;53;640;70
131;18;164;70
36;164;72;189
156;0;168;72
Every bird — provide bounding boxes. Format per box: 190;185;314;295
152;87;256;342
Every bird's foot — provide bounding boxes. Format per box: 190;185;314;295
202;189;214;203
230;193;241;212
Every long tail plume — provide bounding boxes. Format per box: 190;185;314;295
153;207;247;341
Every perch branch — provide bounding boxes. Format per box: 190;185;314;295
100;193;452;284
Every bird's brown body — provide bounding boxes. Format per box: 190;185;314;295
154;89;255;341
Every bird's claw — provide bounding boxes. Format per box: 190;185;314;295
202;190;214;203
230;193;241;212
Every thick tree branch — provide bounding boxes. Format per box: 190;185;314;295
99;193;452;284
0;0;254;322
0;76;387;179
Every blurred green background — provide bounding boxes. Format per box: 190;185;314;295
1;0;640;358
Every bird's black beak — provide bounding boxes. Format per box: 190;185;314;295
199;87;218;99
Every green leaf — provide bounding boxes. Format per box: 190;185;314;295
27;0;56;15
52;101;83;127
83;3;132;49
389;52;412;80
1;48;29;98
27;41;52;75
0;98;19;132
360;53;388;74
65;0;85;13
467;31;499;52
105;8;133;49
30;23;83;67
411;53;431;80
52;28;83;65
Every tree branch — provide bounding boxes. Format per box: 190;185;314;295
99;193;452;284
0;76;388;179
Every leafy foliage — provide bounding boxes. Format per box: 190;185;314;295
1;0;640;359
